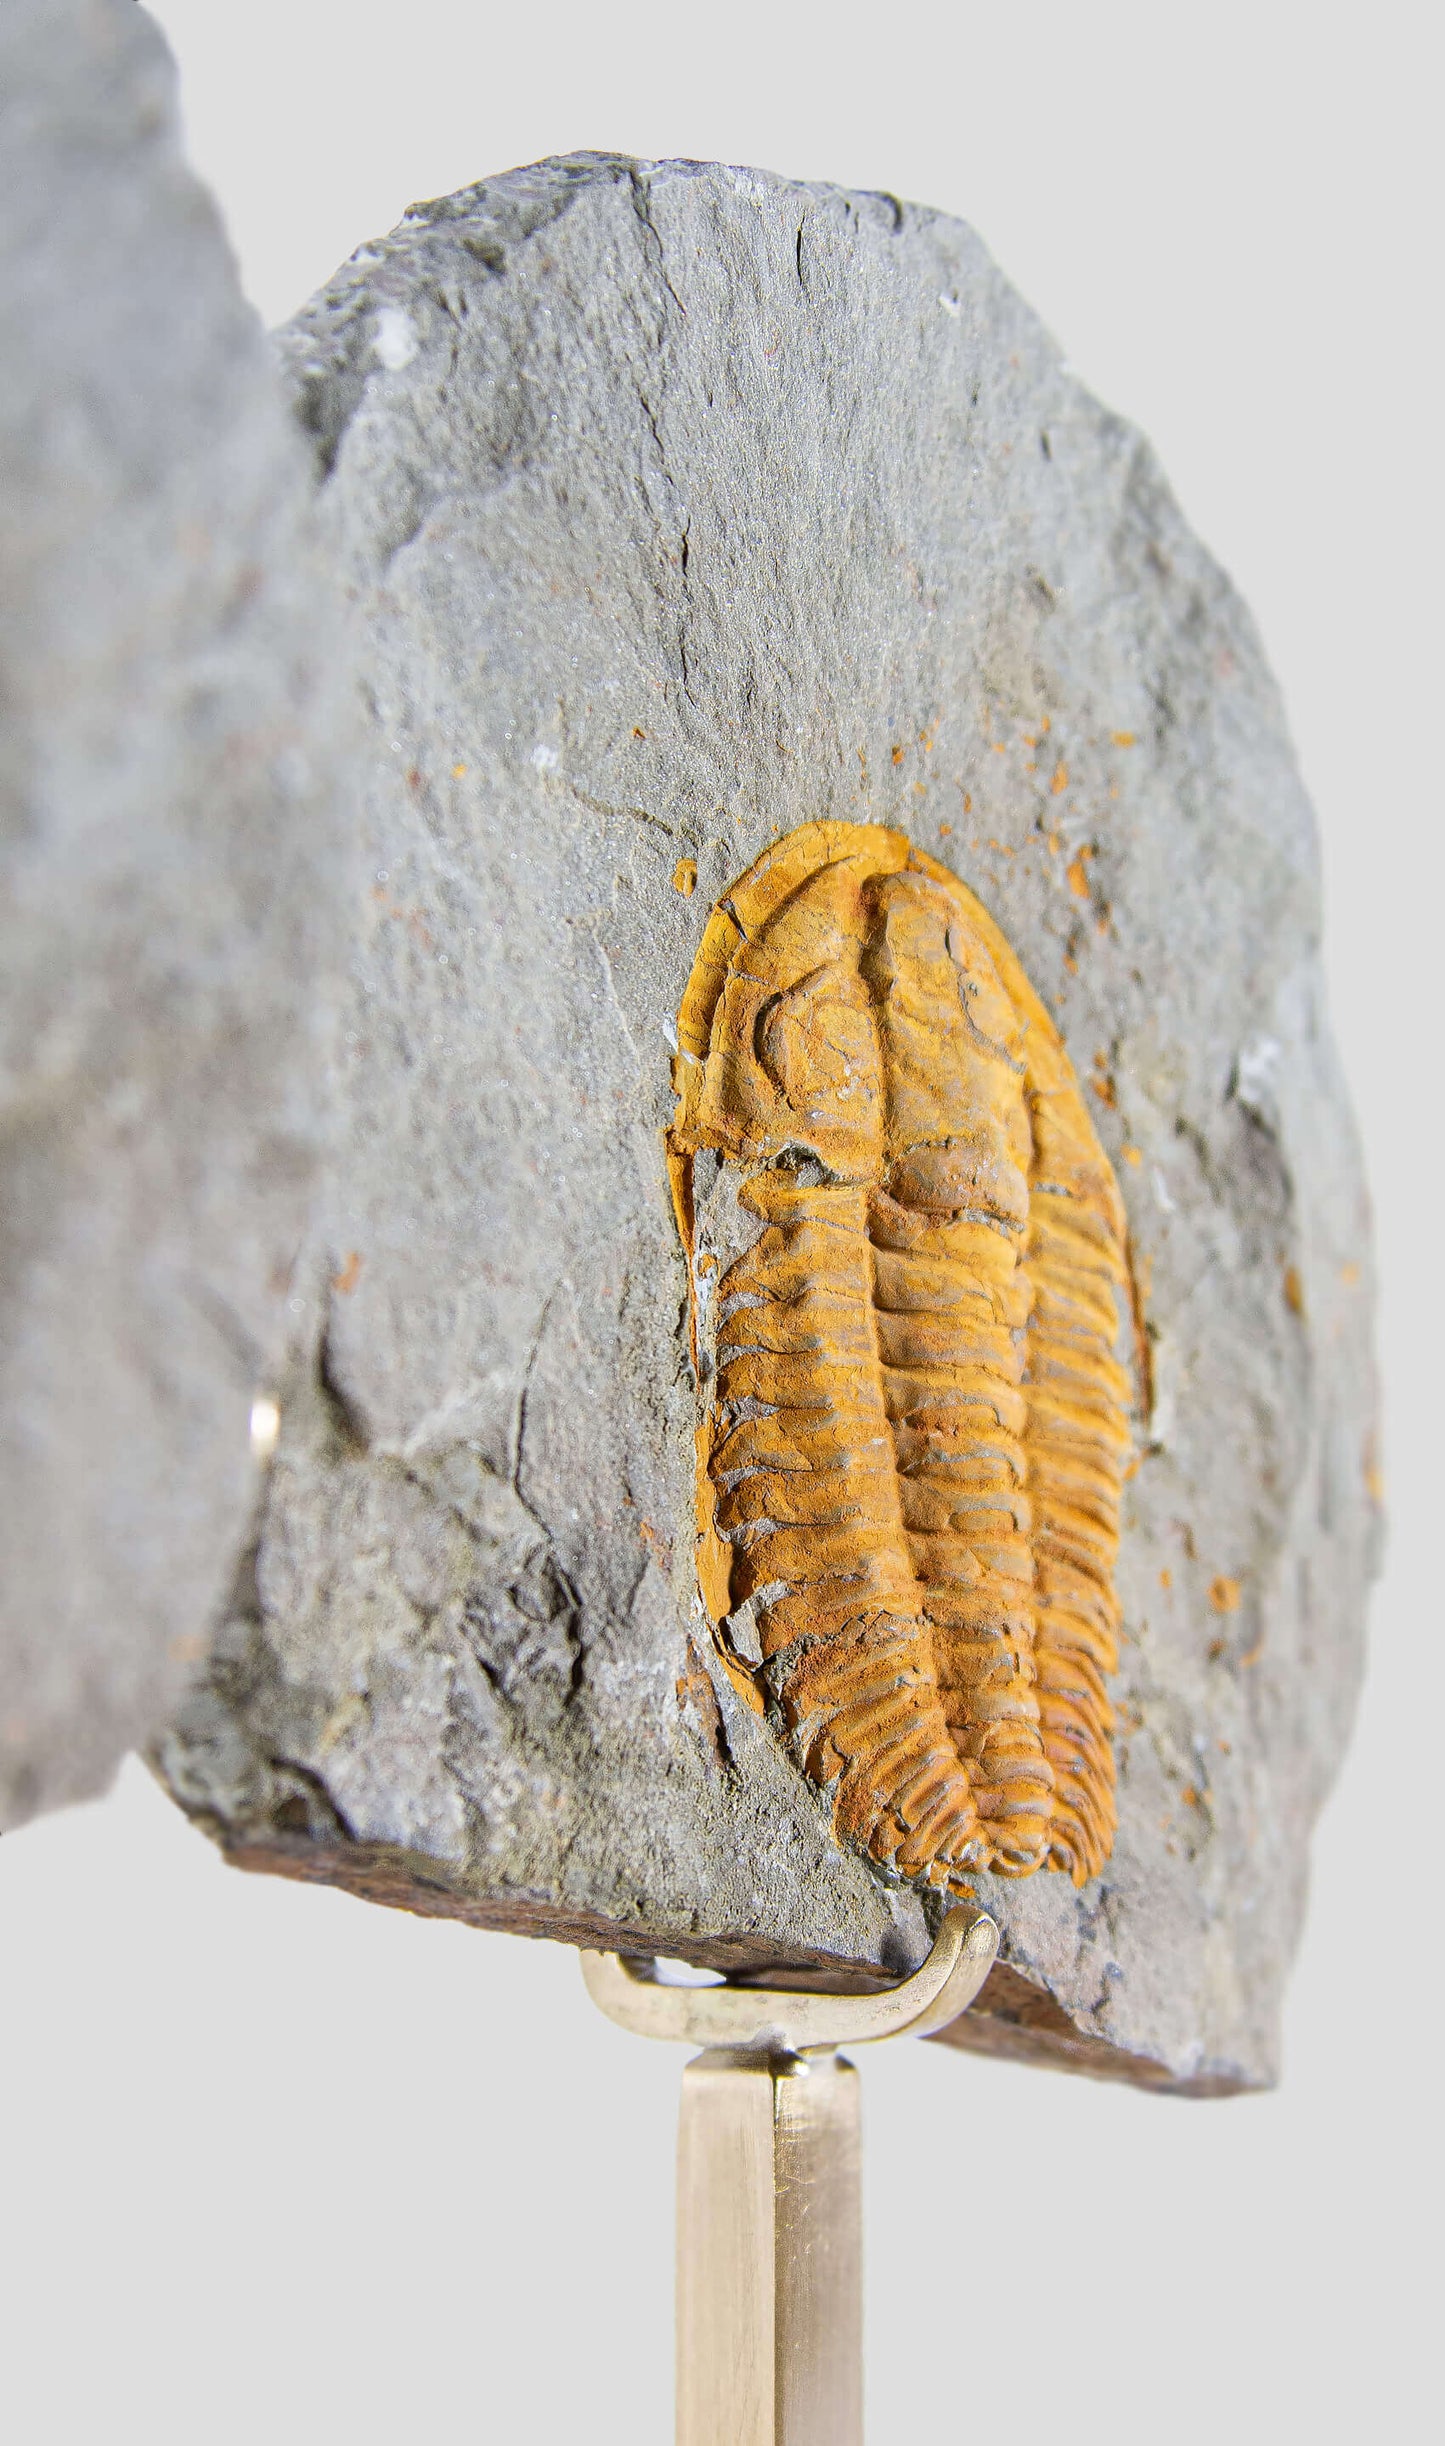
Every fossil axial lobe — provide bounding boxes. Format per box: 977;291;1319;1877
668;822;1135;1889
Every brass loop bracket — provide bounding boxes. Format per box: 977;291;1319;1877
581;1904;999;2055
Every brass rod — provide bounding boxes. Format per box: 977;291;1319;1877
676;2046;862;2446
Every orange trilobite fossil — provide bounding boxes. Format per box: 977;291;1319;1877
667;821;1135;1890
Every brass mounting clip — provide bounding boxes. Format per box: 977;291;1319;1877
582;1907;999;2446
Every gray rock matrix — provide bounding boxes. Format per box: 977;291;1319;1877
154;154;1379;2091
0;0;355;1825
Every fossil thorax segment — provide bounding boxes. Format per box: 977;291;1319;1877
669;822;1134;1890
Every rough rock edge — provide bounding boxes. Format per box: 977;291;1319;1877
0;0;357;1826
207;1828;1256;2094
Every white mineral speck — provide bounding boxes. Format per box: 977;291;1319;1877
372;306;418;370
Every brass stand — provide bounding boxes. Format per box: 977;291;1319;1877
583;1908;998;2446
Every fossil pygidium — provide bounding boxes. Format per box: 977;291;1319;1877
668;822;1134;1889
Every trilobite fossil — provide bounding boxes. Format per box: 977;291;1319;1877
668;821;1135;1889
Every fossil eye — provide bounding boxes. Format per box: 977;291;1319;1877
670;820;1135;1892
756;963;875;1098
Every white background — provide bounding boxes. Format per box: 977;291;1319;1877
3;4;1439;2440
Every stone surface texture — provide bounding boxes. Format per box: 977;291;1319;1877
158;155;1379;2091
0;0;355;1825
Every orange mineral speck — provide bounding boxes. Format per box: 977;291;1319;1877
451;761;468;778
1066;846;1094;899
1340;1261;1361;1287
892;744;906;765
673;858;698;897
331;1251;364;1296
1159;1568;1172;1590
1111;731;1137;748
1283;1264;1305;1315
1122;1144;1143;1166
1209;1576;1241;1614
1051;762;1069;795
675;1649;732;1756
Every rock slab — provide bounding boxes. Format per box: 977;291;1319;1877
0;0;355;1825
157;156;1379;2090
